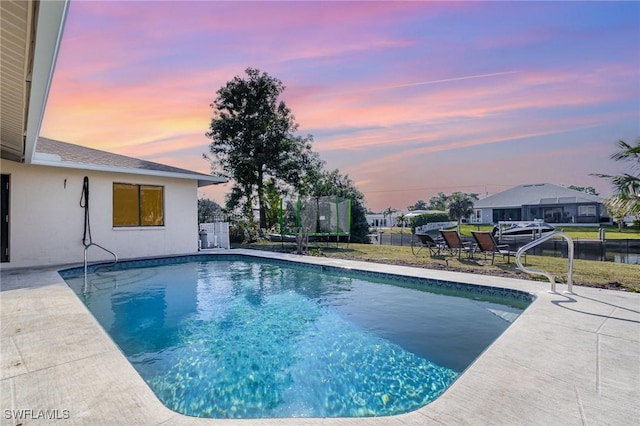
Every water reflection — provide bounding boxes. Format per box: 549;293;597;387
518;240;640;264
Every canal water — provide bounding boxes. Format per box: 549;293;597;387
513;238;640;265
376;233;640;264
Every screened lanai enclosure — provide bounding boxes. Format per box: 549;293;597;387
270;196;352;246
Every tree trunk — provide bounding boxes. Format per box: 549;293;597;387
257;170;267;229
244;187;254;222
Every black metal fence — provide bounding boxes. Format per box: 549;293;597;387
373;232;640;264
512;238;640;264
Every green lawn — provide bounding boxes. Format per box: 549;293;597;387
240;240;640;292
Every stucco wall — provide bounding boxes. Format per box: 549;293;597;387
1;160;199;268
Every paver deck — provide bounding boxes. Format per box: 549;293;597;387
1;249;638;425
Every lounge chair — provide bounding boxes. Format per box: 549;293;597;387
411;233;444;257
439;229;474;259
471;231;522;264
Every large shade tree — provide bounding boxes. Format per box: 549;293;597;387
206;68;316;228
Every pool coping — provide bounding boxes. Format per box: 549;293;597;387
1;249;639;425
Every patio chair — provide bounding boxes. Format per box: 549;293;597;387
471;231;523;265
411;233;444;257
439;229;474;259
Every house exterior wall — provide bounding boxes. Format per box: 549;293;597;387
523;203;604;223
365;213;398;228
478;208;493;224
1;160;198;268
477;203;607;225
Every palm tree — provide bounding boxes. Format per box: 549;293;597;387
447;192;475;234
397;213;407;228
382;207;396;227
593;139;640;226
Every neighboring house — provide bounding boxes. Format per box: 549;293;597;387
473;183;608;225
0;1;226;268
366;213;397;228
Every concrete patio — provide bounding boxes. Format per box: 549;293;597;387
1;249;638;425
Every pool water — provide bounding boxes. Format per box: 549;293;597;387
63;257;529;418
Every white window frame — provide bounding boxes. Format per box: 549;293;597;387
578;205;596;216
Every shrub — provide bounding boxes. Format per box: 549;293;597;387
229;220;258;244
410;213;449;233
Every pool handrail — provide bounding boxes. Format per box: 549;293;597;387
83;243;118;293
515;231;574;294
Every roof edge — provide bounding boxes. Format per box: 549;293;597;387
25;0;70;163
30;157;227;187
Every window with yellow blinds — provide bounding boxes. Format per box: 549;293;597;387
113;183;164;227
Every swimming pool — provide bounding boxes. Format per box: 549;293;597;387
61;254;533;419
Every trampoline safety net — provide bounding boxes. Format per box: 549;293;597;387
281;196;351;237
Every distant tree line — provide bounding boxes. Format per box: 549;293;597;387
407;191;479;212
568;185;598;196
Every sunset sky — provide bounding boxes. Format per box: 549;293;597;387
41;1;640;212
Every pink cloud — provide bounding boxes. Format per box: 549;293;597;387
41;1;638;212
288;64;638;154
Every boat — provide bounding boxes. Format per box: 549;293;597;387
495;220;555;239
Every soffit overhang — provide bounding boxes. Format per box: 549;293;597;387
0;0;69;163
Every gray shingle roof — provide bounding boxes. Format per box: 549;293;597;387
474;183;602;208
34;137;226;186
